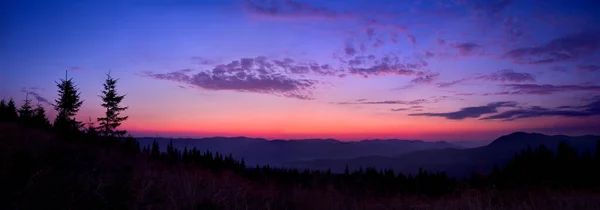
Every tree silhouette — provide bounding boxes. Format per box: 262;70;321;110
0;99;6;121
97;72;128;137
53;71;84;132
31;103;51;128
18;93;34;124
6;98;19;122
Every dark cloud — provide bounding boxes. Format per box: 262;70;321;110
577;64;600;72
143;57;326;100
501;84;600;95
391;108;410;111
409;101;517;120
503;31;600;64
244;0;340;20
475;69;535;83
482;98;600;120
453;42;481;56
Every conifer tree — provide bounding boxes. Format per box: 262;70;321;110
6;98;19;122
18;93;34;124
97;72;128;137
0;99;6;121
53;71;84;132
31;103;50;128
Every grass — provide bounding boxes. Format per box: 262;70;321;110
2;122;600;210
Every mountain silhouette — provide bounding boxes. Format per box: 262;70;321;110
285;132;600;177
137;137;460;166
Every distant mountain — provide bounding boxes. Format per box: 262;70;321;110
136;137;460;166
285;132;600;177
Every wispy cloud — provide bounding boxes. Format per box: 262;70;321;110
243;0;345;20
482;98;600;120
409;101;517;120
501;84;600;95
337;99;427;105
503;31;600;64
577;64;600;72
437;69;534;88
21;87;51;106
475;69;535;83
453;42;482;56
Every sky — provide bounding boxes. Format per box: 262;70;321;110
1;0;600;141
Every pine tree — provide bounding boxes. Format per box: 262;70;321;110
53;71;84;132
18;93;34;125
31;103;50;128
0;99;6;121
6;98;19;122
97;72;128;137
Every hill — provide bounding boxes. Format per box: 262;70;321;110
286;132;600;177
136;137;461;166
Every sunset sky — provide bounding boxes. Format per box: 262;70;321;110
2;0;600;141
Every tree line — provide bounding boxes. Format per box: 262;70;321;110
0;71;128;138
138;138;600;197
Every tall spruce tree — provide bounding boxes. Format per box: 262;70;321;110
53;71;84;132
0;99;6;121
18;93;34;124
97;72;128;137
32;103;50;128
6;98;19;122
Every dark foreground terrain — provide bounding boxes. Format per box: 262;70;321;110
2;123;600;210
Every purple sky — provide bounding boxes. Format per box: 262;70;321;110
1;0;600;141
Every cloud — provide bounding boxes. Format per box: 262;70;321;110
481;98;600;120
453;42;481;56
550;66;568;73
337;99;427;105
344;54;429;78
344;42;357;56
437;78;470;88
21;88;51;106
436;38;446;45
411;72;439;84
437;69;534;88
577;64;600;72
191;56;218;65
69;66;85;71
409;101;517;120
475;69;535;83
501;84;600;95
143;57;327;100
503;31;600;64
244;0;342;20
406;34;417;45
391;105;424;112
